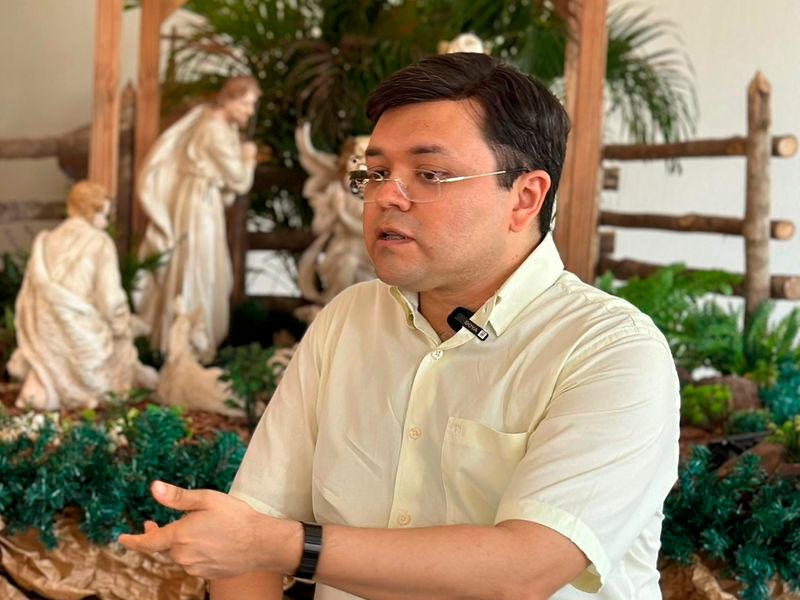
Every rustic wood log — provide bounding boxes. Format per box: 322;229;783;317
599;210;795;240
0;201;65;222
603;134;797;160
554;0;608;283
253;165;306;194
249;295;310;313
0;138;60;159
743;72;772;322
115;84;136;257
602;167;619;191
597;256;800;300
598;230;615;256
248;230;316;253
226;197;250;307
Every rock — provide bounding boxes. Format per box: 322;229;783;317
718;441;786;478
696;374;762;411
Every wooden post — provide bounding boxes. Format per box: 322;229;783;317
554;0;609;282
226;198;249;307
116;84;137;257
743;72;772;323
133;0;164;240
88;0;123;196
133;0;189;241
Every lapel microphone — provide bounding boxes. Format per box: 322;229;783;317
447;307;489;341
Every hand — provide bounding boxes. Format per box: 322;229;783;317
118;481;301;580
242;141;258;162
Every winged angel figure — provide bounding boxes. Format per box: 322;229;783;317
295;123;374;305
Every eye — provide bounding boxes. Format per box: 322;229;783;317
415;169;446;184
366;169;388;182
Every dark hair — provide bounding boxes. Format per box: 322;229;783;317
366;53;570;238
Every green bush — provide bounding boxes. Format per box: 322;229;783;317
0;405;245;548
760;361;800;426
218;343;280;431
662;446;800;600
726;409;773;435
681;384;732;429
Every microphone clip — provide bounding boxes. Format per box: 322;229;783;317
447;307;489;341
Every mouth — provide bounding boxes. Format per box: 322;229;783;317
376;227;414;243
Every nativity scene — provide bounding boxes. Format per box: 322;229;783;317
1;2;800;599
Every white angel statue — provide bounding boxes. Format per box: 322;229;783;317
295;122;374;305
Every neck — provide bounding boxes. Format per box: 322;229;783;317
417;229;545;340
419;251;527;342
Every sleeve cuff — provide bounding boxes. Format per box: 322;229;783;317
229;490;290;520
495;498;610;593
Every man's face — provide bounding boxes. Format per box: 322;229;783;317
224;90;259;127
362;99;516;294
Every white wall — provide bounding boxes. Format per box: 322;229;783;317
2;1;799;304
605;0;800;315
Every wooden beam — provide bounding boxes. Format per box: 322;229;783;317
88;0;123;196
0;201;65;223
553;0;608;282
248;230;316;253
597;256;800;301
599;210;794;240
603;134;797;161
249;295;311;313
0;138;59;159
743;72;772;322
133;0;165;241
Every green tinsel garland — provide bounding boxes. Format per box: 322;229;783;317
0;405;245;548
662;445;800;600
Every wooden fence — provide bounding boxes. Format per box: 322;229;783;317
596;72;799;322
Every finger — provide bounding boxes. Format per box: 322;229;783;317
118;524;174;553
144;520;159;534
150;480;217;512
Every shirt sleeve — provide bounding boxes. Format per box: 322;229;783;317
228;307;328;521
494;330;680;593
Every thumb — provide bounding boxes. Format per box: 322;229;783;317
150;480;211;512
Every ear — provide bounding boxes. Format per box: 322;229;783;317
508;169;551;234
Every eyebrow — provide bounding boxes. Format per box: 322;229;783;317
365;144;452;158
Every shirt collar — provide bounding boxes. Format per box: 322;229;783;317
488;233;564;335
388;233;565;338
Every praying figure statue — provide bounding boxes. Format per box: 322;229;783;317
8;181;158;410
135;76;261;360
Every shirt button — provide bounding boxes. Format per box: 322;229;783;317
409;427;422;440
431;350;443;359
397;512;412;526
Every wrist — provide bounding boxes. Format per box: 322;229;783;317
294;522;323;582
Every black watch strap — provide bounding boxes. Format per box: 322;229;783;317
294;521;323;581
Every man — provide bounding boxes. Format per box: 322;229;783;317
120;53;679;599
135;76;260;360
9;180;157;409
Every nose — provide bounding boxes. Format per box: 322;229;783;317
372;179;412;211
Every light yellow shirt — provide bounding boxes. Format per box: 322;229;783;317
230;235;680;599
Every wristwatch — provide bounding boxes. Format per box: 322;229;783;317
294;521;323;581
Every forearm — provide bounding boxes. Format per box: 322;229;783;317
305;520;586;600
210;570;284;600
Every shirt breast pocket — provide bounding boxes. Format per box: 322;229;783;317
441;417;529;525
